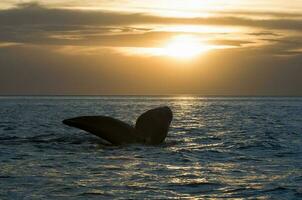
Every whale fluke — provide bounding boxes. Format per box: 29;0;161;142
62;106;173;145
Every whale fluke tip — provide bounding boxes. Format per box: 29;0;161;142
135;106;173;144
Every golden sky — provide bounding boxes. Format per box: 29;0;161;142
0;1;301;95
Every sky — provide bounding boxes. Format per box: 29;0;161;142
0;0;301;95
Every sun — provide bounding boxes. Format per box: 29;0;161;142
114;34;216;59
161;35;211;59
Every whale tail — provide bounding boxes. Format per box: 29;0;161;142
63;106;173;145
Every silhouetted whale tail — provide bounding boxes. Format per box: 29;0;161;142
62;106;173;145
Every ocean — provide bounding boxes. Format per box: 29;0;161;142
0;96;301;199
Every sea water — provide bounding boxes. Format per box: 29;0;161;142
0;96;301;199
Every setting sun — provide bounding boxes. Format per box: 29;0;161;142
161;35;210;59
118;35;214;59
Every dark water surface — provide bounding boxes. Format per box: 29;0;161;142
0;96;301;199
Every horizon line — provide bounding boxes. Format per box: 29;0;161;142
0;94;302;97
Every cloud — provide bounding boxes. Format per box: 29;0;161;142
0;2;301;53
248;31;280;37
220;10;302;19
255;36;302;56
1;3;302;29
